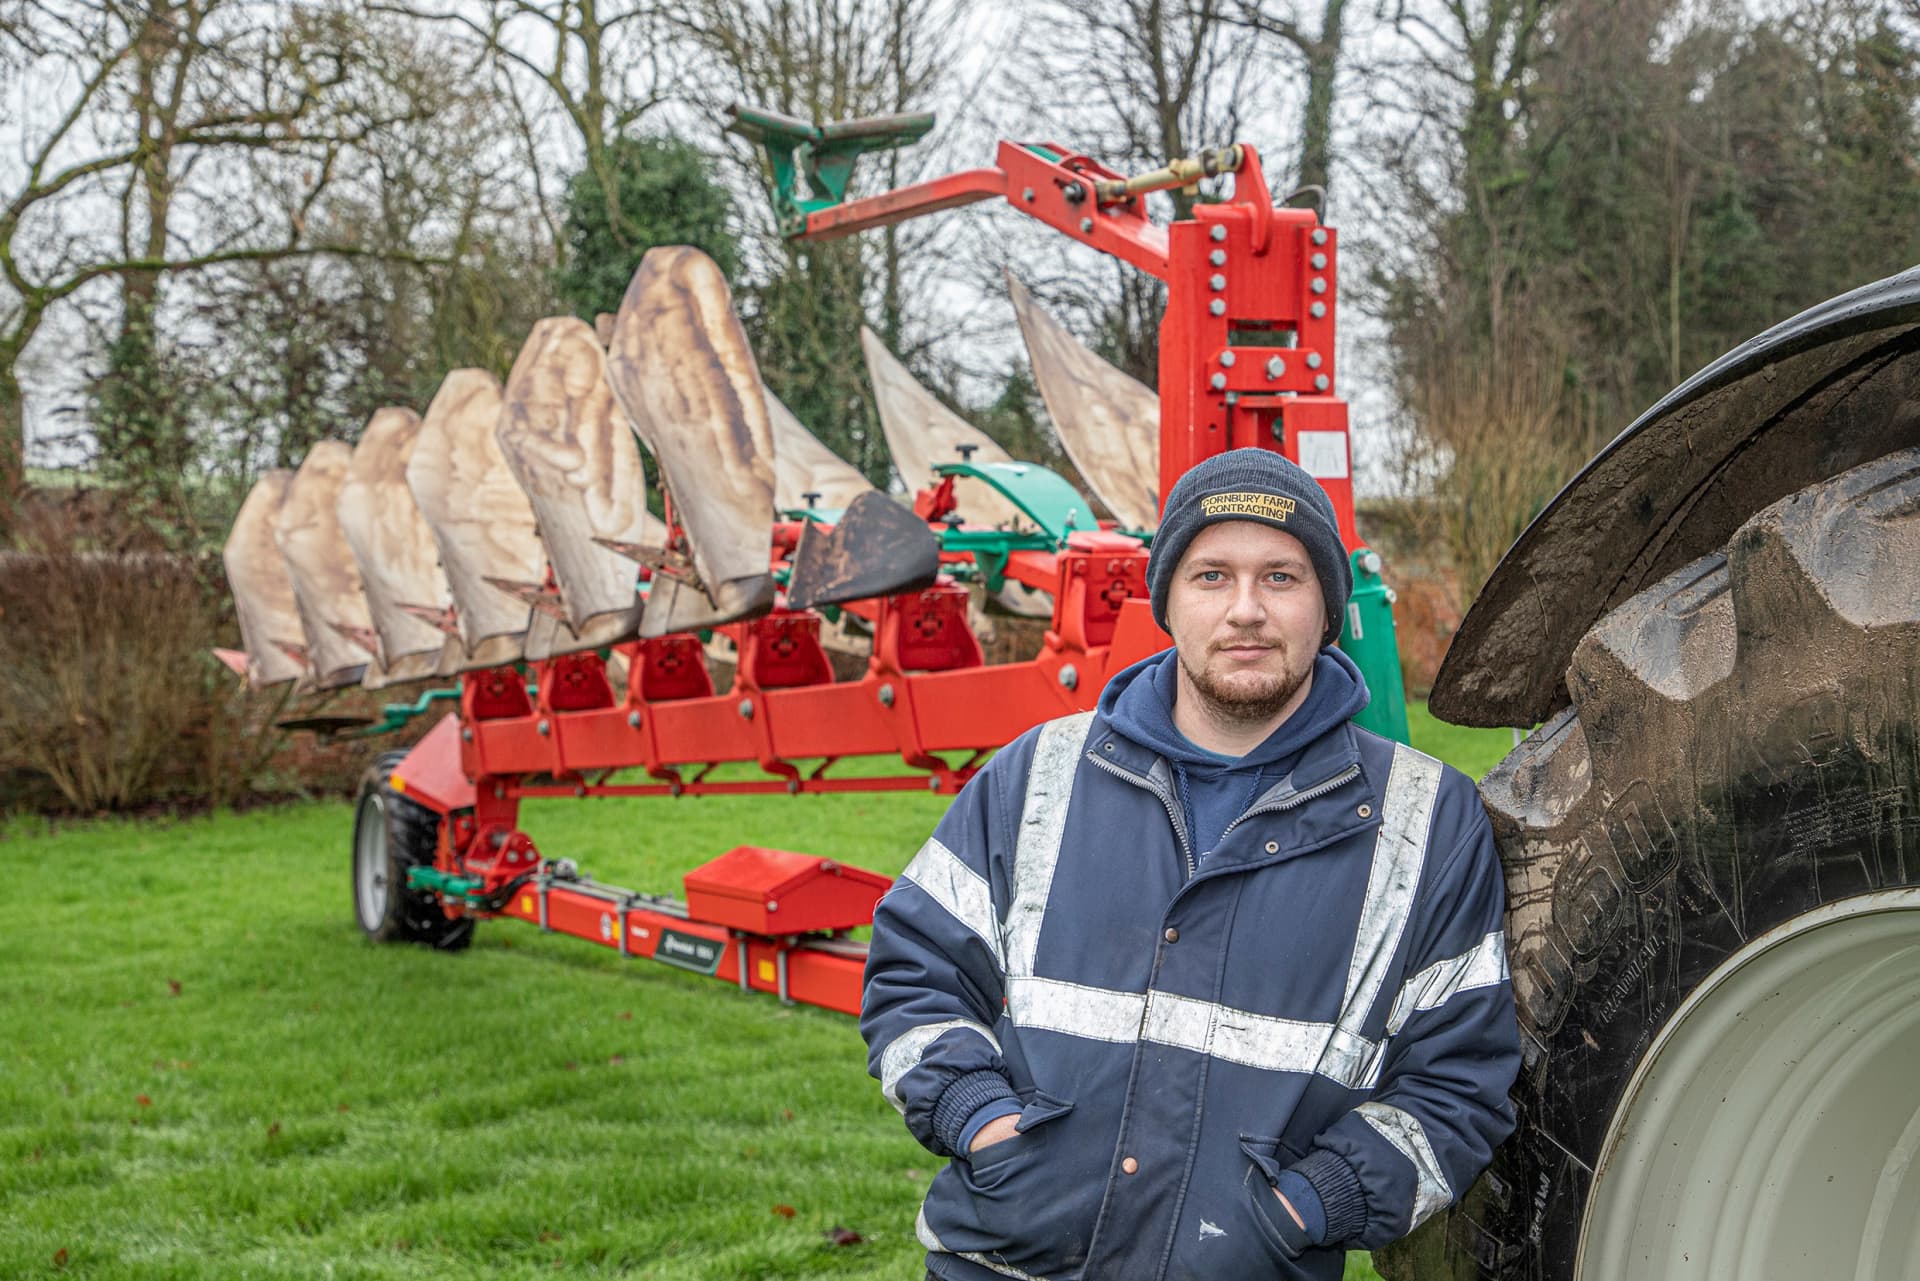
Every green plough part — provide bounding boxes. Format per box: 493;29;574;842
349;686;461;738
405;866;486;901
1339;548;1411;746
726;103;934;237
933;459;1096;544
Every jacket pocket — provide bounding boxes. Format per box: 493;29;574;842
922;1088;1100;1277
1239;1134;1315;1262
959;1090;1075;1192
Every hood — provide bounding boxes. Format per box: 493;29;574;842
1098;645;1371;772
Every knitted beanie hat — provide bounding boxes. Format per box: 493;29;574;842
1146;448;1351;645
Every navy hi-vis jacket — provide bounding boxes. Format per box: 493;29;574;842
861;701;1521;1281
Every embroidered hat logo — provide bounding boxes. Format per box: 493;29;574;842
1198;491;1297;522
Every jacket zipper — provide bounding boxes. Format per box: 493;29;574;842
1087;751;1197;877
1218;763;1364;844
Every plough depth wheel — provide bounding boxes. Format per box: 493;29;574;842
352;749;475;951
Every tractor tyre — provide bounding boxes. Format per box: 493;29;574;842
1377;447;1920;1281
351;749;475;952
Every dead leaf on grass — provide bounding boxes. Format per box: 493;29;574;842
772;1204;796;1219
823;1227;863;1246
167;979;182;996
52;1247;68;1268
136;1094;151;1108
267;1121;281;1139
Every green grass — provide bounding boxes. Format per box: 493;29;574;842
1405;700;1517;781
2;705;1502;1278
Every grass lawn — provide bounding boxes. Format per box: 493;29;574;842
2;704;1508;1279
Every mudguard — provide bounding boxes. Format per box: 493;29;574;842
1431;266;1920;728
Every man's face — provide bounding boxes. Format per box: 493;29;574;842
1165;520;1327;726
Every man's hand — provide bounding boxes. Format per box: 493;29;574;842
968;1113;1021;1153
1272;1187;1305;1230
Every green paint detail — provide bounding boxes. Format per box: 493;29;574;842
349;687;460;739
405;866;485;900
932;459;1097;545
1021;143;1065;163
727;105;935;238
781;505;846;524
1338;548;1411;746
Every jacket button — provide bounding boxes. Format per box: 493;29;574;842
1121;1156;1139;1174
1163;927;1179;943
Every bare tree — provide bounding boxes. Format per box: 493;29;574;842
377;0;669;264
1225;0;1350;196
0;1;439;522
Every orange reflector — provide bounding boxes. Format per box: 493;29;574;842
391;774;407;794
757;959;776;983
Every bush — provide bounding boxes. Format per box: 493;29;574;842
0;503;399;813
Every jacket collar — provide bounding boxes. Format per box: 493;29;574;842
1089;713;1382;866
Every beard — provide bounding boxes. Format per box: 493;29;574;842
1177;638;1314;728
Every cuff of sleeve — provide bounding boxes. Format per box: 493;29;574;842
1273;1170;1327;1244
1253;1174;1315;1259
957;1097;1025;1153
930;1069;1019;1154
1294;1147;1369;1245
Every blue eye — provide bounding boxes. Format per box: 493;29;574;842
1198;570;1224;582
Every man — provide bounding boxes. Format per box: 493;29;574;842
862;448;1521;1281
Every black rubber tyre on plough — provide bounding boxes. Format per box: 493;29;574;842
351;749;474;952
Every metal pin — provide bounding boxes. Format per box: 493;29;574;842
1209;273;1225;291
738;699;754;719
1219;351;1236;367
1209;224;1227;242
627;710;641;728
1266;356;1285;380
777;948;792;1004
1080;217;1094;233
1209;249;1226;267
1022;187;1035;202
1059;664;1079;689
1209;373;1227;391
1310;301;1326;319
1311;252;1327;270
537;719;550;736
737;939;751;993
1311;228;1328;245
1315;374;1330;391
1306;352;1322;369
878;683;895;707
1209;299;1226;316
1310;277;1327;295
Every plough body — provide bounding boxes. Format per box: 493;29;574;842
235;120;1409;1016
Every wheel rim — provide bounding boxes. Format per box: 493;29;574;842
352;792;389;933
1577;888;1920;1281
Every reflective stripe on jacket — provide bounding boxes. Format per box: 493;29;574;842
861;705;1521;1281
